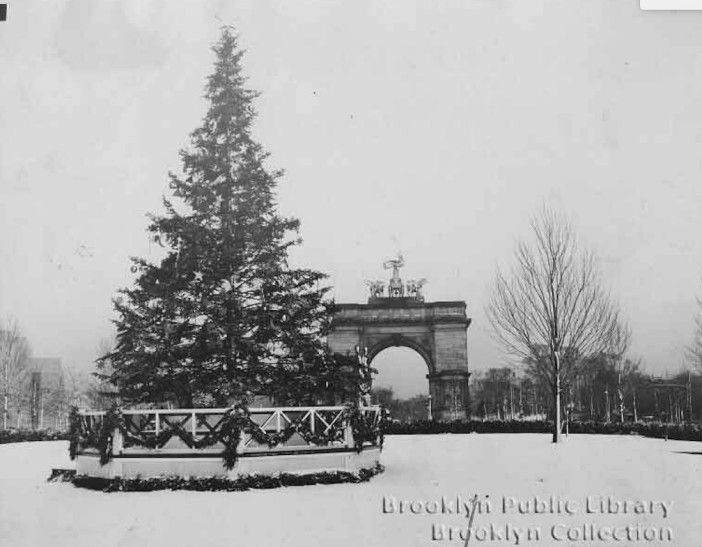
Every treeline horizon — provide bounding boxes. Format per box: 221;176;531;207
372;357;702;424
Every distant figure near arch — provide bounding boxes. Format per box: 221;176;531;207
328;256;472;421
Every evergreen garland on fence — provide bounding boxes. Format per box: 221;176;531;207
98;405;124;464
68;406;81;460
68;403;386;470
220;404;248;469
344;403;385;452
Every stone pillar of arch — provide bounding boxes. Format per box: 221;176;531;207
328;299;472;421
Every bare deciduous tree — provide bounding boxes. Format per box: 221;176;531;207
687;290;702;371
0;319;31;430
486;206;624;443
609;322;632;424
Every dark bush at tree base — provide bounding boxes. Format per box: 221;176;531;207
66;463;385;492
384;420;702;441
0;429;69;444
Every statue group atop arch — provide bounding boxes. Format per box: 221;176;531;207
365;254;428;300
329;255;472;421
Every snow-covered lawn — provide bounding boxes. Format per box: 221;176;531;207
1;434;701;546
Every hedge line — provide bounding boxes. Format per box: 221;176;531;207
0;430;70;445
386;420;551;435
6;421;702;445
49;463;385;492
385;420;702;441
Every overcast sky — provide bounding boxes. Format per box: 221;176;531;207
2;0;702;397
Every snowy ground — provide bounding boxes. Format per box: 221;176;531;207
1;434;701;547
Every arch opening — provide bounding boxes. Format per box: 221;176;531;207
369;346;431;421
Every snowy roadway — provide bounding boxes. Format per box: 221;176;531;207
1;434;701;546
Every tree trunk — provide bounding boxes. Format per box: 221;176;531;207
518;384;522;416
618;373;624;423
605;389;610;423
178;389;194;409
552;351;561;444
686;373;692;423
532;385;536;415
633;388;638;422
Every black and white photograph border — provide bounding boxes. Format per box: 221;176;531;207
1;2;702;546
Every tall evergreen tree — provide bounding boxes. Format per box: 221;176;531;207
100;28;340;407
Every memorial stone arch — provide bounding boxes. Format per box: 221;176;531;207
328;256;472;421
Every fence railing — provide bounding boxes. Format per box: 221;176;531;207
75;405;383;457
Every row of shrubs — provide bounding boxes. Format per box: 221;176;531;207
0;429;70;445
5;421;702;445
384;420;702;441
50;464;386;492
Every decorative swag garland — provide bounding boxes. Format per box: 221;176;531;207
69;403;385;469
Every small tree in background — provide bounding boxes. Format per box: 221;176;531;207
486;206;625;443
84;338;120;409
371;386;395;407
0;319;30;430
100;27;342;407
687;284;702;371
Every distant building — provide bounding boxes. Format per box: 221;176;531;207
23;357;67;430
27;357;65;389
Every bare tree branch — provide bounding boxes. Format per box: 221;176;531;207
687;291;702;370
485;205;625;443
0;318;31;430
